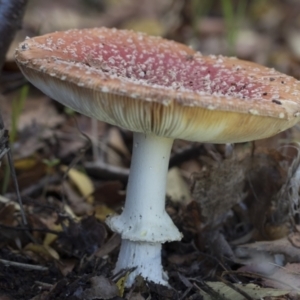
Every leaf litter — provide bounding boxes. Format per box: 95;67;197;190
2;0;300;299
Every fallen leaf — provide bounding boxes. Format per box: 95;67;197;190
0;204;16;226
191;156;246;228
95;233;121;258
0;195;20;210
94;204;115;222
127;293;145;300
43;223;62;247
0;204;22;243
81;276;119;299
13;159;47;190
24;243;60;261
14;158;37;170
56;258;77;277
243;150;288;240
116;272;130;297
166;167;191;204
62;166;94;204
64;204;79;220
58;216;107;256
93;181;125;208
235;235;300;263
107;127;130;167
63;181;93;216
198;281;291;300
263;263;300;291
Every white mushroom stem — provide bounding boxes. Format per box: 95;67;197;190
115;240;168;286
106;132;182;285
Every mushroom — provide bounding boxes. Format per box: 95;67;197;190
15;28;300;286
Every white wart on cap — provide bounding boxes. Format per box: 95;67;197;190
15;27;300;143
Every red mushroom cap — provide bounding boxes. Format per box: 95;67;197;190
15;27;300;143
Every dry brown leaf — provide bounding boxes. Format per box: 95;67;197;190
191;156;246;228
63;181;93;216
235;235;300;264
56;258;77;277
29;291;49;300
0;195;20;210
94;204;115;222
179;159;203;175
168;252;199;265
14;158;37;170
81;276;119;299
127;293;145;300
58;216;107;256
24;243;60;261
243;149;299;240
26;213;55;242
0;204;23;245
93;180;125;208
0;204;15;227
166;167;191;204
62;166;94;204
263;263;300;291
107;127;130;167
13;159;46;190
95;233;121;258
43;224;62;247
199;281;291;300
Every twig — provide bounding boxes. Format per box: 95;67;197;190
5;174;61;200
84;160;130;183
217;276;253;300
7;147;28;225
0;258;48;271
0;223;60;235
110;266;137;282
193;280;227;300
179;286;193;300
34;281;53;289
0;146;9;160
0;117;28;226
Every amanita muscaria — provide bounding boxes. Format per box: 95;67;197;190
15;27;300;286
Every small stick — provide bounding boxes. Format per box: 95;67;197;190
217;276;253;300
34;281;53;289
0;223;60;235
0;115;27;226
0;258;48;271
7;151;28;225
84;160;130;182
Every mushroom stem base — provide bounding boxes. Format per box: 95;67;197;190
115;239;168;287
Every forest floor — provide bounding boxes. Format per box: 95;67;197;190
2;0;300;299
